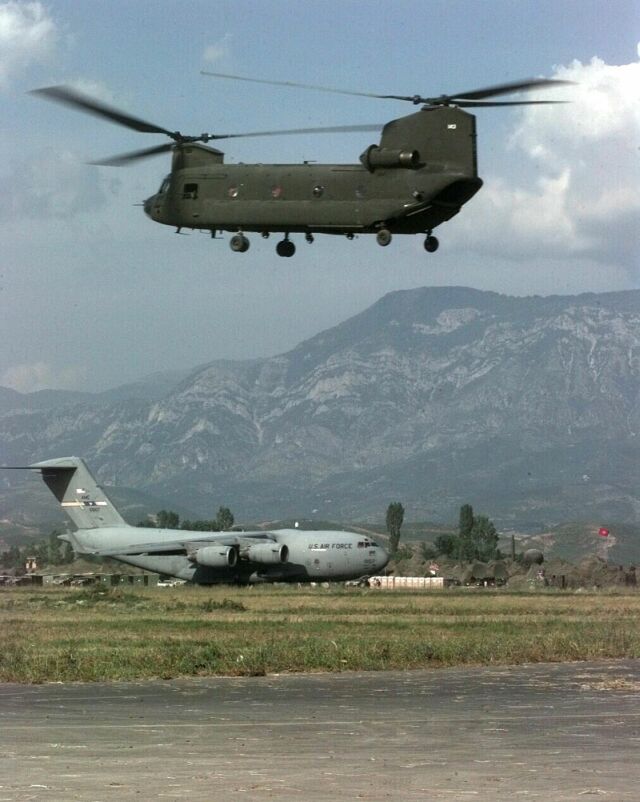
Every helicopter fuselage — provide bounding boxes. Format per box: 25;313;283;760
34;77;569;255
144;106;483;247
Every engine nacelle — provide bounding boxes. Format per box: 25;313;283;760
192;545;238;568
359;145;421;172
245;543;289;565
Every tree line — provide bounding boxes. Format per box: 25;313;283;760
1;531;74;573
137;506;235;532
386;501;500;562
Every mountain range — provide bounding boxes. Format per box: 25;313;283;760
1;286;638;533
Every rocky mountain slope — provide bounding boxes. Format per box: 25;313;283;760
1;287;638;527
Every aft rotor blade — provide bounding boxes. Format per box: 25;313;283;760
210;123;382;140
201;70;398;101
202;71;574;107
30;85;177;137
90;142;174;167
447;78;574;102
455;99;571;108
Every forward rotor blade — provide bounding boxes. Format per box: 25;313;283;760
447;78;574;102
209;123;382;140
30;85;177;137
90;143;174;167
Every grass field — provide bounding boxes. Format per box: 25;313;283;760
1;584;639;683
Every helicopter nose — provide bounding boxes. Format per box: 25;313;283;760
143;195;155;218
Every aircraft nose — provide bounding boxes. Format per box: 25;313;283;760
143;195;155;218
377;547;390;571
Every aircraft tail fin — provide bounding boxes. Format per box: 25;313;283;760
27;456;128;530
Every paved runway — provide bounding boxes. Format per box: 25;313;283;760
2;660;639;801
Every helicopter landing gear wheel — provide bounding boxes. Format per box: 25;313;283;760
424;234;439;253
230;233;250;253
276;237;296;257
376;228;392;247
305;233;314;244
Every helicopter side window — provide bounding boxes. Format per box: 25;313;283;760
182;183;198;200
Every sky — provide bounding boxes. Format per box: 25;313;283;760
0;0;638;393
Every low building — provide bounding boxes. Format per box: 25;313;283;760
368;575;446;590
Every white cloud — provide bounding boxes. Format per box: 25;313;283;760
2;361;86;393
456;51;640;274
0;150;108;219
0;1;57;89
203;33;232;64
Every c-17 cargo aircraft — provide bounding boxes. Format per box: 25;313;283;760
5;457;389;584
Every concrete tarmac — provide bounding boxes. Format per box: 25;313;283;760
2;660;640;801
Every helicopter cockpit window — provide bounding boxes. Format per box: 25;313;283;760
158;176;171;194
182;183;198;200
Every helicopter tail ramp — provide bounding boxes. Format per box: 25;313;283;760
9;457;128;531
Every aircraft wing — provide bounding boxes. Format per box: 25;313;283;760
93;531;277;557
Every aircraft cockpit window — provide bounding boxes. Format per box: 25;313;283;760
158;176;171;194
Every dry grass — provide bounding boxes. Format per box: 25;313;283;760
1;584;639;683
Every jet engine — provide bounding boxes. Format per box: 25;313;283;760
359;145;421;172
192;545;238;568
244;543;289;565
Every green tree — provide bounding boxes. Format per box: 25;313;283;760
181;519;219;531
216;506;234;531
458;504;475;561
62;541;75;564
385;501;405;555
471;515;499;562
420;542;437;561
157;510;180;529
434;533;458;557
0;544;20;570
48;531;63;566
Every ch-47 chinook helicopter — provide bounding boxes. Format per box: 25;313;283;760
32;75;571;257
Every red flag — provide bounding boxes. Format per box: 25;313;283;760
598;527;610;537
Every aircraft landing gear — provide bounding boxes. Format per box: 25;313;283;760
230;233;250;253
305;233;314;244
276;236;296;257
376;228;392;247
424;233;439;253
